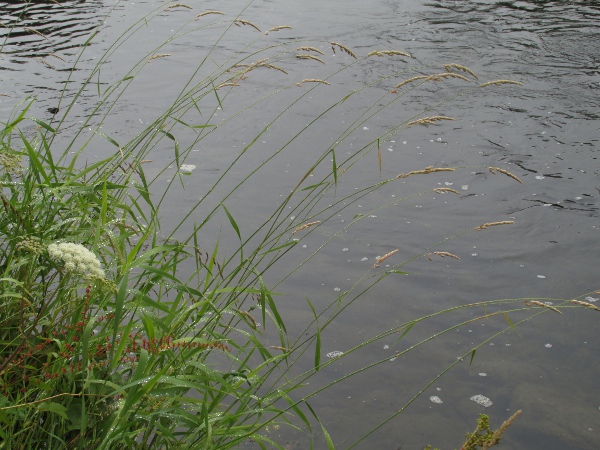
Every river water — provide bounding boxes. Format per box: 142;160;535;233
1;1;599;449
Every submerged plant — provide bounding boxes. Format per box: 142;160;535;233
0;1;596;448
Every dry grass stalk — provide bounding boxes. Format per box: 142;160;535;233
367;50;411;58
234;309;258;329
195;11;225;19
292;221;321;234
259;63;288;74
476;221;514;230
24;27;48;39
297;46;325;55
429;251;460;260
265;25;292;35
36;58;55;69
444;63;478;79
433;187;460;195
216;81;240;90
165;3;191;9
530;300;563;315
397;166;455;179
48;53;66;62
571;300;600;312
479;79;524;87
330;42;357;59
395;75;428;88
296;54;326;64
406;116;455;127
481;410;522;450
373;249;399;268
488;166;523;184
426;72;471;83
234;19;261;32
148;53;171;61
299;79;330;85
270;346;291;352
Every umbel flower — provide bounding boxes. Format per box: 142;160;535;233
48;242;105;278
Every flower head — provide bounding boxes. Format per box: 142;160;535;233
48;242;105;278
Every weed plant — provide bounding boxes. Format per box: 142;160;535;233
1;1;598;448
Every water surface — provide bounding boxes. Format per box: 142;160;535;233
1;1;598;448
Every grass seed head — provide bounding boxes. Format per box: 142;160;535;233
265;25;292;35
292;221;321;234
299;79;330;85
296;54;326;64
406;116;455;127
165;3;192;9
425;72;471;83
476;221;514;230
571;300;600;312
397;166;455;179
373;249;399;268
479;79;524;88
531;300;563;315
330;42;357;59
234;19;261;32
148;54;171;61
368;50;411;58
433;187;460;195
297;46;325;55
395;75;428;88
444;63;478;79
195;11;225;19
488;166;523;184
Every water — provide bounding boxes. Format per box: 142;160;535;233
2;0;599;448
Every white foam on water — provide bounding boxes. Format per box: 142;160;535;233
470;394;493;407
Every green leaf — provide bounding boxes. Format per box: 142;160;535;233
259;241;297;255
158;130;180;167
331;149;338;186
393;321;415;347
315;325;321;372
20;130;50;184
469;349;477;366
37;402;68;420
321;423;335;450
301;182;327;191
30;117;56;133
90;128;120;149
502;312;521;338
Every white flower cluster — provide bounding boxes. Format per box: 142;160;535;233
47;242;105;278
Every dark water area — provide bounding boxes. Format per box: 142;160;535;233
1;0;599;449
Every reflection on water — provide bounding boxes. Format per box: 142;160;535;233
1;1;599;449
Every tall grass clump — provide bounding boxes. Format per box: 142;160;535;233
1;1;597;448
